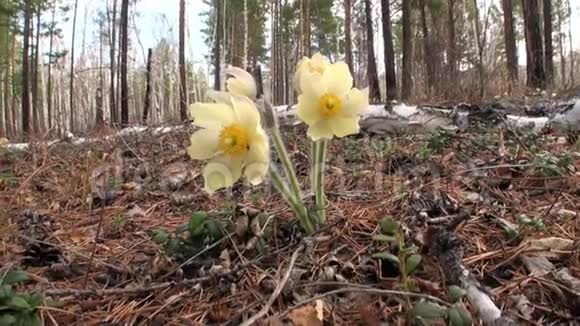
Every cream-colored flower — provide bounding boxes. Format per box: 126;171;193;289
225;66;257;100
294;53;329;93
0;137;8;147
296;62;368;141
187;96;269;194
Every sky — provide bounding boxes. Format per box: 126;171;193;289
60;0;210;67
60;0;580;73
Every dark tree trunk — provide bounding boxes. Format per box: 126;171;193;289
447;0;457;83
501;0;518;83
179;0;188;121
344;0;354;80
364;0;381;103
120;0;129;127
380;0;397;100
419;0;434;95
22;1;32;138
522;0;545;89
69;0;79;133
253;64;263;99
214;0;223;90
401;0;413;100
108;0;118;126
543;0;554;86
143;48;153;123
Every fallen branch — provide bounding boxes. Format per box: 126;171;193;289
430;227;516;325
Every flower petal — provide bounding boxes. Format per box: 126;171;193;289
297;92;323;125
244;161;269;185
331;117;360;138
225;66;257;99
205;90;233;104
187;129;220;160
342;87;369;116
322;62;353;97
307;120;335;141
231;96;261;131
189;102;235;129
202;156;243;194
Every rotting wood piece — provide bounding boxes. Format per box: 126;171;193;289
429;227;517;325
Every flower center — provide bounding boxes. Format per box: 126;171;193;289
218;124;250;156
318;93;342;118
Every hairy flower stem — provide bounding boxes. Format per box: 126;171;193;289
271;127;304;205
269;168;314;234
311;140;327;222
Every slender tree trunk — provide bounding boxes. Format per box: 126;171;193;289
47;0;57;131
179;0;188;121
108;0;118;126
401;0;413;100
344;0;354;79
556;2;566;87
32;8;41;134
567;0;574;85
242;0;248;68
22;2;32;138
96;17;104;127
447;0;457;84
543;0;554;86
120;0;129;127
473;0;485;98
419;0;434;95
522;0;545;89
381;0;397;100
214;0;223;90
69;0;79;133
0;71;4;138
501;0;518;84
2;37;11;138
143;48;153;123
363;0;380;103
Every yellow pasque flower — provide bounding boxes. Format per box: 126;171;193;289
297;61;368;141
294;53;329;93
224;66;257;100
187;96;269;194
0;137;8;147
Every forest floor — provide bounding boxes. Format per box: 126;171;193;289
0;108;579;325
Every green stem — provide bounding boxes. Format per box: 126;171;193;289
269;168;314;234
313;140;327;221
271;127;304;203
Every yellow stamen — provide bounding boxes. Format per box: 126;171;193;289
318;93;342;118
218;124;250;156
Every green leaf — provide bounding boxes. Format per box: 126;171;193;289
189;212;207;232
1;271;29;286
454;304;473;325
380;218;399;235
175;223;190;234
409;301;447;320
7;296;30;310
372;234;397;242
152;229;169;244
26;294;44;308
204;220;223;240
448;286;467;303
15;313;41;326
405;254;422;275
372;252;400;264
0;285;13;299
0;314;16;325
447;306;464;326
